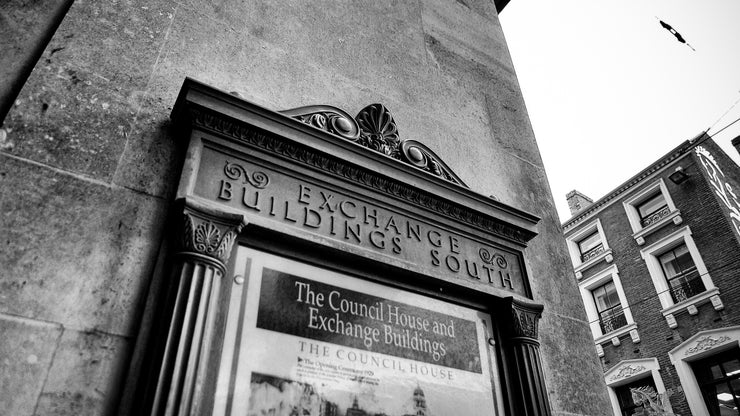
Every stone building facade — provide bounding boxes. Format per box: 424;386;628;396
563;134;740;415
1;1;609;415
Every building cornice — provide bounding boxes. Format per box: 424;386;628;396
562;132;710;232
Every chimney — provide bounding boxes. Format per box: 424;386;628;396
732;135;740;157
566;190;593;216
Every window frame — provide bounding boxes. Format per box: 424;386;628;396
565;218;613;278
623;179;682;245
640;226;718;320
578;265;635;341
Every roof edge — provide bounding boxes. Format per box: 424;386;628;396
561;131;710;230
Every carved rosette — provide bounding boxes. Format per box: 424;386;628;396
509;298;544;341
180;198;248;268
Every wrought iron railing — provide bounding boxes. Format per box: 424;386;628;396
599;307;627;334
640;204;670;227
668;269;705;303
581;243;605;262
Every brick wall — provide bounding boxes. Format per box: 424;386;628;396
571;138;740;415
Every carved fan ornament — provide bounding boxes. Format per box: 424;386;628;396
281;104;467;187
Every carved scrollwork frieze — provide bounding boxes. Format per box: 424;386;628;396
608;365;647;382
685;335;732;356
224;161;270;188
280;105;360;141
179;198;248;269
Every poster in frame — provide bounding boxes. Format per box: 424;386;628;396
213;246;504;416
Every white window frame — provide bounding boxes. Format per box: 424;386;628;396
623;179;682;245
640;226;720;325
669;326;740;416
604;358;671;416
565;218;613;278
578;264;635;341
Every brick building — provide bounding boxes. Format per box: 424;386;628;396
563;133;740;415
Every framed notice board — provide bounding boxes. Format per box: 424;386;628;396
214;247;504;416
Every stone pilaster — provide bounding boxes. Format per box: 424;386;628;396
150;197;247;416
505;298;552;416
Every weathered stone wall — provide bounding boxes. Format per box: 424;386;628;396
0;0;610;414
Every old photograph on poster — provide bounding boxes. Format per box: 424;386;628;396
218;250;500;416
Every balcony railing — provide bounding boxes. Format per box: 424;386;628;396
640;204;670;227
599;307;628;334
668;269;705;303
580;243;605;262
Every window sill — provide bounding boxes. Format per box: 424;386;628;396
632;210;682;245
594;323;637;345
574;248;614;279
661;287;722;328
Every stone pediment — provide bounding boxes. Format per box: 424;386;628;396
280;104;467;187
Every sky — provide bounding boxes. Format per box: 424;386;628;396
499;0;740;222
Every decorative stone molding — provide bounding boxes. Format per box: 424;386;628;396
180;198;248;268
223;160;270;189
608;365;647;382
189;107;534;245
685;335;731;356
687;304;698;316
665;314;677;329
711;294;724;310
280;103;467;187
630;329;641;344
611;337;621;346
280;105;360;141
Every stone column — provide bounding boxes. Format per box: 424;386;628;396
150;197;247;416
504;298;552;416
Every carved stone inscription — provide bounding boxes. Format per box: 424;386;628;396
193;148;528;296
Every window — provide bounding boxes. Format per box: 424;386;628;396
640;227;720;324
658;243;705;303
691;348;740;416
565;219;612;277
623;179;681;245
615;377;657;416
636;192;669;228
593;281;627;334
578;265;635;341
579;231;605;262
